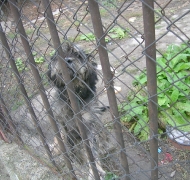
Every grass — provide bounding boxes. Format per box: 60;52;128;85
12;101;24;111
25;28;34;35
100;8;108;16
7;28;33;39
74;21;80;26
7;32;16;39
155;25;162;29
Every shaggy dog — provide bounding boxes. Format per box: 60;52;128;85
47;42;107;179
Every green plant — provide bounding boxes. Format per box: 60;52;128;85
105;172;119;180
74;21;80;26
108;27;129;40
7;32;16;39
15;58;26;72
49;50;56;56
25;28;33;35
33;52;45;64
100;8;107;16
79;27;129;42
34;56;45;64
119;43;190;141
80;33;96;41
12;100;25;111
155;9;161;21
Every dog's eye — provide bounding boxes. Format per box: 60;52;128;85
65;57;73;64
67;60;72;64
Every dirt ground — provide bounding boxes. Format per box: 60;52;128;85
1;0;190;180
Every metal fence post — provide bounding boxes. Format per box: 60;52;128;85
87;0;130;179
142;1;158;180
40;0;101;179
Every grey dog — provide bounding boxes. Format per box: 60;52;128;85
47;42;108;179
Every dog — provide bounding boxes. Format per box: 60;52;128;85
47;42;108;179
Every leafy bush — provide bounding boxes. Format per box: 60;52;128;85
119;43;190;141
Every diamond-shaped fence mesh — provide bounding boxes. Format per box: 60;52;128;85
0;0;190;179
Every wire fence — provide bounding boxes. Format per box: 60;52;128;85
0;0;190;179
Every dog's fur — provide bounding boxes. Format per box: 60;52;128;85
47;42;107;179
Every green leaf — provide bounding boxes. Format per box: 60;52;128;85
108;27;128;40
124;102;145;116
185;47;190;54
174;62;190;72
120;100;146;122
139;126;149;141
50;50;55;56
159;110;172;127
170;88;179;102
110;34;118;39
134;116;148;136
166;73;178;83
169;54;190;68
105;37;110;42
157;79;169;89
166;116;176;127
176;102;190;113
179;125;190;132
115;28;126;39
157;57;167;68
157;92;164;98
158;97;166;106
138;76;147;85
166;44;181;56
120;114;132;122
133;95;147;103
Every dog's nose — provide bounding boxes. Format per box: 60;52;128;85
65;57;73;64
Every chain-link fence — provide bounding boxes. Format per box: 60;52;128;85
0;0;190;179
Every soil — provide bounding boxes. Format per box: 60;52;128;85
1;0;190;180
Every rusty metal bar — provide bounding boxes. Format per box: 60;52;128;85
40;0;101;179
0;105;10;143
0;95;23;144
7;0;76;176
0;103;11;135
0;22;57;166
87;0;130;180
142;1;158;180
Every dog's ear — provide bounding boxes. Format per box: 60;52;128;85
62;41;73;55
47;55;65;88
86;54;97;68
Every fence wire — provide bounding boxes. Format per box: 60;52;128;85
0;0;190;180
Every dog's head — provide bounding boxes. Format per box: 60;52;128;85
47;43;98;102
